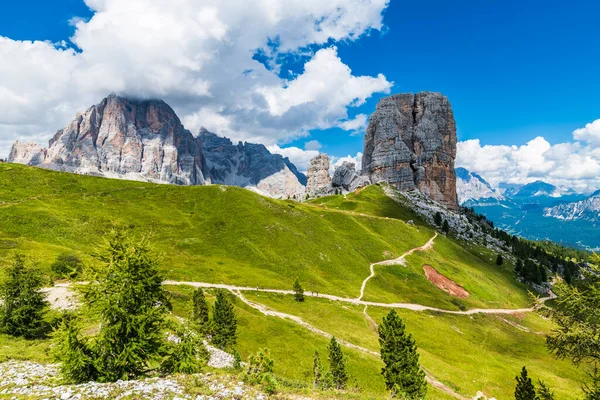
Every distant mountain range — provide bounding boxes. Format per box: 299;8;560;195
456;168;600;250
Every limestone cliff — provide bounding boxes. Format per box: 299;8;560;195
362;92;458;210
306;154;332;196
9;95;306;198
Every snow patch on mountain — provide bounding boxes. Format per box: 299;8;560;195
455;167;504;205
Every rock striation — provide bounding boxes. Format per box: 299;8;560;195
306;154;332;196
332;161;370;192
9;95;306;199
362;92;458;210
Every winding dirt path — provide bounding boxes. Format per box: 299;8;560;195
357;232;438;301
232;289;467;399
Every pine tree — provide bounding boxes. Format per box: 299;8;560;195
191;288;211;334
537;379;554;400
442;219;450;234
515;259;524;274
82;230;172;382
0;254;48;339
212;290;237;350
313;349;324;389
328;337;348;390
293;278;305;302
496;254;504;266
434;212;442;226
378;310;427;399
515;366;537;400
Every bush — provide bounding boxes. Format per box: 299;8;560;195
51;254;84;280
0;255;48;339
161;326;208;374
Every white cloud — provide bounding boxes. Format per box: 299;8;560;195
332;152;363;174
0;0;391;156
573;119;600;144
304;140;322;151
457;121;600;193
337;113;368;135
267;144;320;173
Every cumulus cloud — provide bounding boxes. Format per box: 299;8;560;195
456;121;600;193
573;119;600;144
337;113;369;135
332;152;363;174
267;144;320;173
304;140;322;151
0;0;392;156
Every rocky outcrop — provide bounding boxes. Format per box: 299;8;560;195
9;95;306;199
306;154;332;196
332;162;370;192
200;129;305;198
362;92;458;210
10;95;206;185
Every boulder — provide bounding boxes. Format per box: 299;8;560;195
332;161;370;192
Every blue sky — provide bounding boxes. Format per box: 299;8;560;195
1;0;599;190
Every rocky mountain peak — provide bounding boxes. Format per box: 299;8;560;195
306;154;332;196
8;95;306;198
362;91;458;210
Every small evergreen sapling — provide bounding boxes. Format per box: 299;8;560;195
515;366;537;400
0;254;48;339
53;313;97;383
328;337;348;390
294;278;305;302
378;309;427;399
496;254;504;266
313;349;323;389
191;288;211;334
212;290;237;350
161;326;207;374
244;348;277;394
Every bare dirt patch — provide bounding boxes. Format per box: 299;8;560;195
423;265;470;298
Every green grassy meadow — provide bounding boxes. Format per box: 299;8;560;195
0;164;588;398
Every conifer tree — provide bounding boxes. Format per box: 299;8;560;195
83;230;172;381
442;219;450;234
212;290;237;350
191;288;210;334
537;380;554;400
328;337;348;390
293;278;305;302
496;254;504;266
0;254;48;339
378;309;427;399
515;366;537;400
434;212;442;226
313;349;323;389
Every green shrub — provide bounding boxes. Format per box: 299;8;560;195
51;254;84;280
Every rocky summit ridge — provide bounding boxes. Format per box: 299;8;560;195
9;95;305;199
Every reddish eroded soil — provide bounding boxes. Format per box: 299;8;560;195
423;265;470;298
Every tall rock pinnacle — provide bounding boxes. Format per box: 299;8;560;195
362;92;458;210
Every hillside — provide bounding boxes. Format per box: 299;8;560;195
0;163;588;399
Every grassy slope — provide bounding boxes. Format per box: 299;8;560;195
0;164;431;298
1;164;579;398
243;292;586;399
